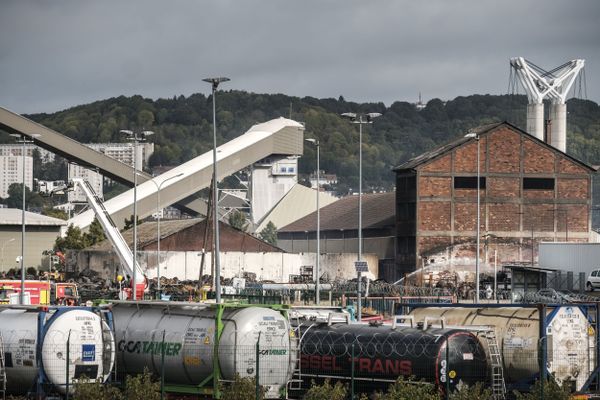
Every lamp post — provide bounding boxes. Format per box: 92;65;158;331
145;172;184;299
1;238;15;272
306;138;321;304
120;129;153;300
465;132;481;303
341;112;381;321
203;76;230;303
10;133;38;304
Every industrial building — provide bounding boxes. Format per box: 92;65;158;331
277;192;396;279
0;208;67;271
393;121;596;279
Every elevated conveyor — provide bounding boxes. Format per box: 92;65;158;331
68;117;304;229
0;106;207;215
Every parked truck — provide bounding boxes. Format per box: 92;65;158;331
0;279;78;305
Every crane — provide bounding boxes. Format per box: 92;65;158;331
42;178;146;300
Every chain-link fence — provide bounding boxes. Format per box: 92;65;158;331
2;321;597;399
1;328;112;399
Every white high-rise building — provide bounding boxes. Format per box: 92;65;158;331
68;142;154;202
0;155;33;198
0;144;55;163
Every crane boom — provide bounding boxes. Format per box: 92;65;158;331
70;178;146;288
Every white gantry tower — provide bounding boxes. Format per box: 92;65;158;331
510;57;585;152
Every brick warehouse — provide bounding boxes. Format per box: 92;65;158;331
393;121;596;280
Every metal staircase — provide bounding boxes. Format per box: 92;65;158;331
480;329;506;400
0;332;6;400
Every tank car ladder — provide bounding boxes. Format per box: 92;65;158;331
0;332;6;400
481;329;506;400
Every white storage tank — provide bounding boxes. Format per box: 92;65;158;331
112;301;295;398
0;305;115;395
408;306;595;391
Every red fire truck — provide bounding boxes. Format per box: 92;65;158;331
0;280;78;305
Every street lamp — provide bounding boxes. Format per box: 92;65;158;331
10;133;38;304
464;132;481;303
341;112;381;321
202;76;230;303
120;129;153;300
1;238;15;272
305;138;321;305
145;172;184;299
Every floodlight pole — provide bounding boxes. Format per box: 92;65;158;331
11;134;36;304
342;112;381;321
306;138;320;304
121;129;153;300
465;132;481;303
145;172;184;299
203;77;230;303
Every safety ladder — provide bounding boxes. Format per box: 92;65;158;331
287;321;305;393
0;332;6;400
480;329;506;400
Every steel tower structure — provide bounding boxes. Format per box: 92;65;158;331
510;57;585;152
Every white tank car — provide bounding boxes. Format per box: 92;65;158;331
112;301;295;398
409;306;595;391
0;306;115;395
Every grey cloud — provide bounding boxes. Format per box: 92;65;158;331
1;0;599;114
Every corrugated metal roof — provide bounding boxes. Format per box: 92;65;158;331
255;184;338;232
88;218;200;250
88;217;283;252
0;208;67;226
279;192;395;232
393;122;596;172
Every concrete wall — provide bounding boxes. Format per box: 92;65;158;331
277;235;395;260
73;250;379;282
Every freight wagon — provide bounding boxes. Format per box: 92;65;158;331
0;305;115;396
110;301;296;398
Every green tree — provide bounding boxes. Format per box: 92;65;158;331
73;376;123;400
219;374;265;400
6;183;43;209
123;215;142;231
228;210;249;231
449;382;491;400
84;218;106;246
54;224;88;252
513;378;571;400
42;207;68;220
123;369;160;400
372;376;440;400
303;379;347;400
258;221;278;245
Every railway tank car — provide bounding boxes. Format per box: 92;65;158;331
111;301;295;398
297;319;488;394
408;306;595;391
0;305;115;396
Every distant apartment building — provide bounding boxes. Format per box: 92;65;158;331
0;155;33;198
68;142;154;202
0;144;55;163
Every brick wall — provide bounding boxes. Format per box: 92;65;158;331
400;124;593;274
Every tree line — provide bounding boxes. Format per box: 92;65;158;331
1;92;599;195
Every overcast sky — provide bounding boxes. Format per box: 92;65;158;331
1;1;599;114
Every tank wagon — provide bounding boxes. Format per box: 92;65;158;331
111;301;296;398
0;305;115;396
408;305;596;391
296;318;488;394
